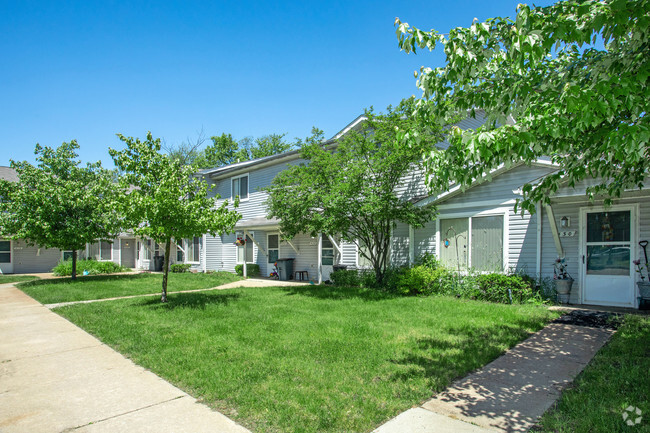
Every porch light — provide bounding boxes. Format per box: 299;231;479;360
560;216;570;228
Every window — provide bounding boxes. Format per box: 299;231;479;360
143;240;152;260
322;237;334;266
232;174;249;200
89;241;113;261
176;240;184;262
236;231;253;263
186;237;200;263
439;214;504;272
0;240;10;263
62;251;74;261
268;234;279;263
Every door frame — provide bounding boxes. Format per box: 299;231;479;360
578;203;638;307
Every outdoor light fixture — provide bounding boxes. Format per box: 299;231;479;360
560;216;570;228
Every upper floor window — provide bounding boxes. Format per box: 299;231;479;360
232;174;249;200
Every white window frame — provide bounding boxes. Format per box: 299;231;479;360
231;173;249;201
88;241;114;262
184;237;201;264
61;250;75;261
0;239;12;265
435;208;509;273
267;233;280;264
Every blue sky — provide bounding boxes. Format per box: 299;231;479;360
0;0;554;168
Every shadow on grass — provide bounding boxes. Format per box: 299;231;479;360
140;292;241;310
18;273;153;288
389;317;550;392
281;284;399;301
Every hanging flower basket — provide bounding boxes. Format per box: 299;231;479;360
234;238;246;247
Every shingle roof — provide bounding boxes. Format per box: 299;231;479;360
0;166;18;182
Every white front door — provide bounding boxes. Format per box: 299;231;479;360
581;206;636;307
0;240;14;274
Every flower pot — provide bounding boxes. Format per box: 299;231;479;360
555;278;574;304
637;282;650;299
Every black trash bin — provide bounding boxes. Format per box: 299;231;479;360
154;255;164;272
333;264;348;272
276;258;295;281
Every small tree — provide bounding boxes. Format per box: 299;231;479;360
396;0;650;212
265;100;441;284
0;141;121;279
109;132;241;302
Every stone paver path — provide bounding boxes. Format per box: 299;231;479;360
374;320;614;433
0;282;251;433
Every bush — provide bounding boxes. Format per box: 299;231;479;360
389;265;456;296
234;263;260;277
171;263;192;273
472;273;535;304
415;252;441;269
52;259;130;276
331;269;361;287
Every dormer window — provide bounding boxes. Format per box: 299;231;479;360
232;174;249;200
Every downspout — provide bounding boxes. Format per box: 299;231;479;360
408;225;415;265
536;203;542;278
317;233;323;284
202;234;207;273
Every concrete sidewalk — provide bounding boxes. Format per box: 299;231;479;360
0;282;251;433
374;320;614;433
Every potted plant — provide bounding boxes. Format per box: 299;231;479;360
234;237;246;247
633;259;650;299
553;257;573;303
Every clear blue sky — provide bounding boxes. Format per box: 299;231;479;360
0;0;554;168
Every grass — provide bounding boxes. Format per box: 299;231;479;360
0;274;39;284
54;285;560;433
18;272;242;304
535;314;650;433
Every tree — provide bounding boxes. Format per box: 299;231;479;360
163;129;207;166
396;0;649;213
265;100;442;284
201;132;296;168
109;132;241;302
0;141;121;279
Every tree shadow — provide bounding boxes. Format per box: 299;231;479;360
388;317;551;390
139;292;241;310
280;284;399;301
18;273;154;287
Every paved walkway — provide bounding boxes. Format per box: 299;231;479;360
374;319;614;433
45;277;310;309
0;282;252;433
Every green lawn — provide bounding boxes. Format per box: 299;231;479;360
18;272;242;304
0;275;39;284
54;285;559;433
535;314;650;433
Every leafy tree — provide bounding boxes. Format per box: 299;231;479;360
201;132;296;168
0;141;121;279
265;100;442;284
202;133;243;167
396;0;650;212
109;132;241;302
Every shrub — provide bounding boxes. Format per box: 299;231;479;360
171;263;192;273
234;263;260;277
331;269;361;287
472;273;535;304
52;259;130;276
415;252;441;269
391;265;455;296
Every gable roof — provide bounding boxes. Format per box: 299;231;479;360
0;166;18;182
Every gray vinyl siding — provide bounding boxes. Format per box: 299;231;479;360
441;165;556;208
414;220;436;259
209;158;307;219
12;241;63;273
508;209;538;275
391;222;411;266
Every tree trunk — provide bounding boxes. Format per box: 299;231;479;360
71;250;77;280
161;239;171;303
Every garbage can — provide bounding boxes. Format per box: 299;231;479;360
154;255;164;272
333;264;348;272
276;258;295;281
